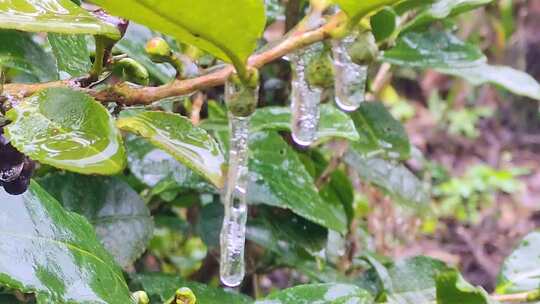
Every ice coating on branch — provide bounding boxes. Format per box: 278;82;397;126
220;79;257;287
332;33;368;112
290;44;323;146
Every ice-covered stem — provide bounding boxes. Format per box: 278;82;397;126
2;12;348;104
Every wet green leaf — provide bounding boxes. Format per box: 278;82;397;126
403;0;493;31
48;34;91;78
91;0;266;69
0;181;132;303
436;271;497;304
5;88;126;175
0;0;120;38
334;0;402;22
382;30;486;69
438;65;540;100
496;231;540;294
370;7;398;42
117;110;225;188
255;283;374;304
249;131;347;233
344;150;429;208
350;101;411;160
0;30;57;82
125;135;216;193
38;172;154;268
132;273;252;303
250;104;359;143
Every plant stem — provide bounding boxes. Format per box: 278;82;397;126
90;37;107;80
2;12;347;105
492;290;540;303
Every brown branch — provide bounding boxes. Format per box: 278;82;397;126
3;12;347;105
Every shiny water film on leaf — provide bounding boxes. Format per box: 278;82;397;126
255;283;374;304
117;110;225;188
48;33;92;78
0;181;132;303
5;88;126;175
38;172;154;268
91;0;266;72
0;0;120;38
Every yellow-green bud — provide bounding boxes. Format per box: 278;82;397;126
306;50;334;89
175;287;196;304
131;291;150;304
145;37;173;63
117;58;150;85
347;31;379;65
225;70;259;117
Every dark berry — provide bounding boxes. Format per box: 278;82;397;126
2;158;35;196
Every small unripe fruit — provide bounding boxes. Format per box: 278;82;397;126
145;37;173;63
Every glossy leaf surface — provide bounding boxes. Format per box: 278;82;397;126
250;105;359;143
255;283;374;304
0;30;57;82
91;0;266;68
334;0;402;22
38;172;154;268
117;110;225;188
436;271;496;304
0;181;132;303
496;231;540;294
0;0;120;38
5;88;126;175
249;131;347;233
132;273;252;303
48;33;91;78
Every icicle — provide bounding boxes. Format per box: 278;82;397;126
220;76;258;287
290;44;323;146
331;33;369;112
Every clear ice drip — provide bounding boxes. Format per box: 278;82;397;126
220;80;257;287
331;34;368;112
290;45;323;146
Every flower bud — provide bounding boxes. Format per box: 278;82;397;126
145;37;173;63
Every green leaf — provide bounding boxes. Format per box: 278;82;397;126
381;30;486;69
132;273;252;303
115;23;176;84
117;110;225;188
350;101;411;160
382;30;540;100
38;172;154;268
247;206;328;257
255;283;374;304
125;135;216;193
5;88;126;175
344;150;429;208
0;181;132;303
496;231;540;294
0;0;120;38
91;0;266;71
334;0;403;22
436;271;497;304
403;0;493;31
250;105;360;143
370;7;398;42
48;34;91;78
249;131;347;233
0;30;58;82
437;65;540;100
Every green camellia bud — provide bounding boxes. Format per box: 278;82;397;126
347;31;379;65
225;70;260;117
145;37;173;63
117;58;150;85
305;49;334;89
175;287;196;304
131;291;150;304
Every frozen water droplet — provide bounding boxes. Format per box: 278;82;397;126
331;34;368;112
220;79;257;287
290;45;323;146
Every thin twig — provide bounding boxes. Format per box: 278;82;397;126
3;12;347;105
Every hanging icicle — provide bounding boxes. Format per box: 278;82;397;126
331;33;369;112
220;73;259;287
290;43;328;146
